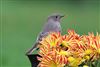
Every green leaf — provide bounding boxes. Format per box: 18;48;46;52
97;59;100;67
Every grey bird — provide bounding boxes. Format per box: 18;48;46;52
26;13;64;55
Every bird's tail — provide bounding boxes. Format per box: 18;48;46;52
26;42;40;55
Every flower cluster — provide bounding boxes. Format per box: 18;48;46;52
37;30;100;67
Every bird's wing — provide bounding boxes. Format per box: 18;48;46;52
36;32;49;42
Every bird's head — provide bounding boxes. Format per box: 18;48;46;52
47;13;64;22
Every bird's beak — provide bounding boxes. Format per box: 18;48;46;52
60;15;64;18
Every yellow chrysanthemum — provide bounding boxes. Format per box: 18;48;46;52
83;65;89;67
85;49;93;55
68;56;82;67
58;50;68;56
97;48;100;54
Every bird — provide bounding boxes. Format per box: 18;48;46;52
26;13;64;55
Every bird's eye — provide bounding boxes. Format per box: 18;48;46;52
55;16;58;18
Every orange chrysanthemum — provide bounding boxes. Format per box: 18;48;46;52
37;30;100;67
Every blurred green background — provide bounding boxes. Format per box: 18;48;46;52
1;0;100;67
